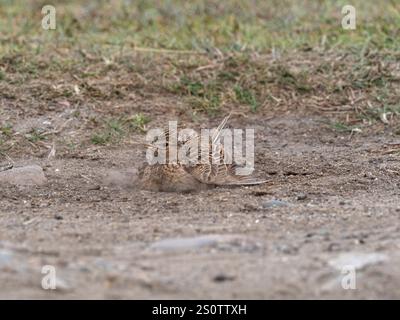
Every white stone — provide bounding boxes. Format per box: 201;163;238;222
0;165;47;186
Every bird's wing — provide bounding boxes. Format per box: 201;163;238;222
183;113;267;186
184;162;267;185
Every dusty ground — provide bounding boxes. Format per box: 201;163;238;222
1;112;400;299
1;0;400;300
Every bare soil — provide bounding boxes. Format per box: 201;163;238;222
1;109;400;299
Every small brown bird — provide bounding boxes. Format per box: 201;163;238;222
138;114;266;192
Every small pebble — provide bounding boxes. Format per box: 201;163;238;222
0;165;47;186
296;193;307;200
213;273;235;282
262;200;289;209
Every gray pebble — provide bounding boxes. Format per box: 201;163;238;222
262;199;290;209
296;193;307;200
0;165;47;186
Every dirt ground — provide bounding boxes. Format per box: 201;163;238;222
1;0;400;300
1;110;400;299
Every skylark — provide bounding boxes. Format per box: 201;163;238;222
138;114;266;192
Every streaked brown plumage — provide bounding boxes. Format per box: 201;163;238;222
138;114;266;192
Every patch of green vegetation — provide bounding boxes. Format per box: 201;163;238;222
173;77;220;98
272;66;312;93
0;124;12;150
0;124;13;137
217;71;239;82
189;93;221;116
91;114;151;145
233;85;258;112
65;140;78;150
358;104;400;123
25;128;46;142
91;118;126;145
106;118;125;135
1;0;400;127
91;131;113;145
170;77;222;115
386;105;400;115
329;121;359;133
72;110;81;118
180;78;205;96
1;0;399;60
128;113;151;133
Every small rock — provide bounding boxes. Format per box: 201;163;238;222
213;273;235;282
274;243;298;255
0;165;47;186
262;199;289;209
296;193;307;200
328;252;388;270
87;185;101;191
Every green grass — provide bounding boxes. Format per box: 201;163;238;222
169;77;223;115
328;121;360;133
1;0;400;54
91;118;126;145
0;0;399;153
128;114;151;133
0;124;13;137
233;85;258;112
25;128;46;142
90;131;113;145
0;124;13;151
91;114;151;145
272;66;312;93
188;93;221;116
358;104;400;123
178;78;206;96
